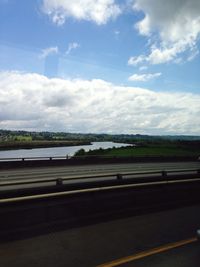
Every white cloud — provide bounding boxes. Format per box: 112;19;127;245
0;71;199;135
128;55;146;66
129;41;191;65
139;66;148;71
147;44;185;64
42;0;121;26
66;42;80;55
130;0;200;64
187;46;199;61
128;72;161;82
40;46;58;59
134;0;200;43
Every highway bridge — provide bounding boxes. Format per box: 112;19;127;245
0;160;200;266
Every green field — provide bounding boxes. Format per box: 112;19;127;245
104;146;199;157
13;135;32;141
75;144;200;158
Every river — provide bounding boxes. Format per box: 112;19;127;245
0;142;130;159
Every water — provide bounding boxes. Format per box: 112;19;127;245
0;142;130;159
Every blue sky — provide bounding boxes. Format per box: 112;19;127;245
0;0;200;134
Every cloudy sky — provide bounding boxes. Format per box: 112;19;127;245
0;0;200;135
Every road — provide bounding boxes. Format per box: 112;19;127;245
0;204;199;267
119;241;200;267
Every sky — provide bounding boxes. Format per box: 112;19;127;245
0;0;200;135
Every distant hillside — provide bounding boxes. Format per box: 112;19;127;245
0;129;200;143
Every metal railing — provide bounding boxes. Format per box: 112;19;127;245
0;154;197;162
0;168;199;187
1;176;200;204
0;156;70;161
0;168;200;204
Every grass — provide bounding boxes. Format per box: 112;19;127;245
104;146;199;157
14;135;32;141
77;144;200;158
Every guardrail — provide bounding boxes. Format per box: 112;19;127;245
0;168;199;188
0;154;198;162
0;156;70;161
1;177;200;204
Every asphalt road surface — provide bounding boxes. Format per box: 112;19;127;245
0;204;200;267
120;241;200;267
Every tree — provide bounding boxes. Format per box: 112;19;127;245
74;148;86;156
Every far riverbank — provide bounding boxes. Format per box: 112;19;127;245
0;140;91;151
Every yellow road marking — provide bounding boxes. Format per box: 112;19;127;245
97;237;198;267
